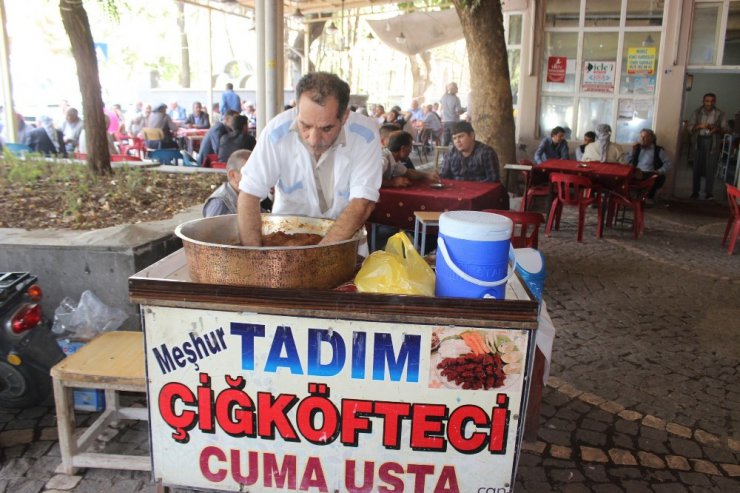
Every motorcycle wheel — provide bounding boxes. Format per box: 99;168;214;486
0;360;50;408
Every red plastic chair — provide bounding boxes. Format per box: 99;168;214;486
110;154;142;162
203;153;219;168
545;173;603;242
519;160;551;211
119;136;146;158
723;183;740;255
483;209;545;248
73;152;87;160
605;175;657;239
210;161;227;169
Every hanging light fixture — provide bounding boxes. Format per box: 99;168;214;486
395;32;406;44
366;32;374;40
642;34;655;47
290;8;304;20
326;21;338;34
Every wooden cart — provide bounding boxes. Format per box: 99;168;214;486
129;249;540;493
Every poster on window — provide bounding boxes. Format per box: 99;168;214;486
626;47;656;76
582;61;616;93
547;56;568;83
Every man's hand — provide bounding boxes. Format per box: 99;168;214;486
320;198;375;245
391;176;412;188
237;192;264;246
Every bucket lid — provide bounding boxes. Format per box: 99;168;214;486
439;211;513;241
512;247;545;274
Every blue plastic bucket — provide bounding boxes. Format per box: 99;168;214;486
511;248;546;301
435;211;513;299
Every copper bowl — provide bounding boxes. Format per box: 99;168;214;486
175;214;364;289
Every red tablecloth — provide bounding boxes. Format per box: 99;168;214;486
538;159;633;190
368;179;508;230
175;128;208;139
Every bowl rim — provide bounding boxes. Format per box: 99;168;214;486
175;213;366;250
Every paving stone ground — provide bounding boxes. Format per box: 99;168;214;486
0;195;738;492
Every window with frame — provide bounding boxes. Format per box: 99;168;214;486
540;0;664;145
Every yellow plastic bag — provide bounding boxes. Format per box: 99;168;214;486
354;232;435;296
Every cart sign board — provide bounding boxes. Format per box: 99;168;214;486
626;47;656;76
143;305;534;493
547;56;568;83
582;61;616;93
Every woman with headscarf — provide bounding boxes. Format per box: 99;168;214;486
28;115;67;157
582;124;624;163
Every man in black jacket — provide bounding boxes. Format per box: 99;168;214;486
197;110;238;165
218;115;257;163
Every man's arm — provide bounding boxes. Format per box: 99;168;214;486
558;141;570;160
237;192;264;246
320;198;375;245
484;147;500;182
658;147;672;175
533;138;546;164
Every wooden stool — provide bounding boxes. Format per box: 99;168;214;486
413;211;442;256
51;331;148;474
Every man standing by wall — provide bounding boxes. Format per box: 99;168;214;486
689;93;727;200
440;82;464;146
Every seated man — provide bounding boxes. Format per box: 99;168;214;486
198;110;238;165
381;131;439;188
61;108;84;153
217;114;257;163
414;104;443;147
575;131;596;161
28;115;67;157
168;101;187;124
582;123;624;163
146;103;179;149
534;126;569;164
440;121;500;182
630;128;672;202
203;150;270;216
185;101;210;129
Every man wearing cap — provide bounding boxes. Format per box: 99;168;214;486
440;121;500;183
237;72;382;247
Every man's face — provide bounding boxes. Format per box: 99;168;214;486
452;131;475;153
411;100;419;110
144;105;152;117
170;102;177;110
397;144;412;160
296;94;347;158
703;96;716;111
66;110;77;123
639;131;654;147
584;134;594;145
551;132;565;144
193;103;202;114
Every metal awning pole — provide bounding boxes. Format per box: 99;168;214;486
264;0;284;123
0;0;16;143
206;7;213;120
255;0;266;135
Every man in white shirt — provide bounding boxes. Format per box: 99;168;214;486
238;72;382;246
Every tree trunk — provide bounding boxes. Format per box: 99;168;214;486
409;50;433;99
453;0;516;173
177;0;190;88
59;0;110;175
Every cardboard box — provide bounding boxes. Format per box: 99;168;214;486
56;339;106;412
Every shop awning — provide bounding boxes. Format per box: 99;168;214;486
366;9;463;56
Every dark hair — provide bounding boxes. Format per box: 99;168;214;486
391;105;402;113
584;131;596;140
388;131;413;152
641;128;657;143
450;121;474;135
226;82;234;90
295;72;351;119
379;123;400;140
703;92;716;100
231;115;248;133
551;126;566;137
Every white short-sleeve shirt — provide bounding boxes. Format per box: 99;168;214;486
239;108;382;220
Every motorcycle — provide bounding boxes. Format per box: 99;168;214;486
0;272;65;408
